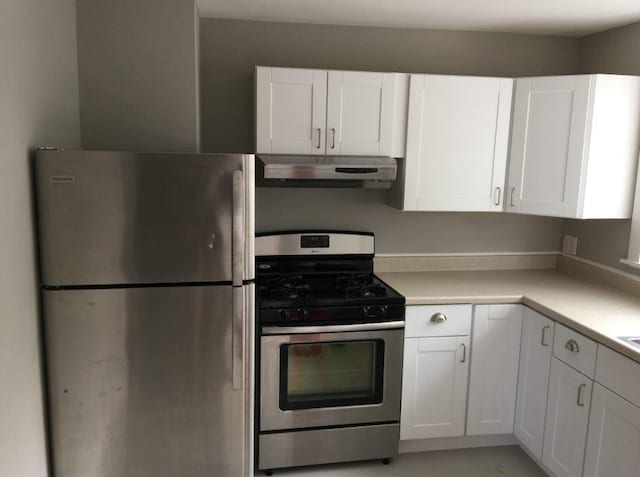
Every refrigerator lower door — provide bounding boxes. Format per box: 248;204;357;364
43;284;254;477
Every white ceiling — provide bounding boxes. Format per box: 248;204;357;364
196;0;640;37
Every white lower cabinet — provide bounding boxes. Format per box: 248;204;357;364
467;305;523;435
400;336;470;439
541;358;592;477
514;308;554;460
583;384;640;477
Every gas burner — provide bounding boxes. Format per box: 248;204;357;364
344;284;387;298
260;275;311;301
336;274;387;298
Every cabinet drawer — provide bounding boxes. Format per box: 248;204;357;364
405;305;472;337
552;323;597;378
595;345;640;407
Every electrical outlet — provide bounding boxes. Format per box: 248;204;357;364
563;235;578;255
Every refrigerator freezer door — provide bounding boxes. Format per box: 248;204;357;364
43;284;255;477
35;150;255;286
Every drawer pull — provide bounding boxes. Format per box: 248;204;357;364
565;339;580;353
430;313;447;323
577;383;587;407
541;325;551;347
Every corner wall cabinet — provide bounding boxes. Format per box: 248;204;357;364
507;74;640;219
255;66;407;157
397;74;513;211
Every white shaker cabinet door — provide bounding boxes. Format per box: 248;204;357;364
467;305;523;435
507;76;590;217
583;383;640;477
542;359;592;477
514;308;554;460
400;336;470;440
256;67;327;155
403;74;513;211
326;71;395;156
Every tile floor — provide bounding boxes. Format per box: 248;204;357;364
258;446;547;476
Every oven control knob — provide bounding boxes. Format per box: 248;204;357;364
362;305;380;318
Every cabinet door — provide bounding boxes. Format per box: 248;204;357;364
514;308;554;460
326;71;395;156
400;336;469;440
507;76;591;217
467;305;523;435
404;74;513;212
256;67;327;155
583;383;640;477
542;359;592;477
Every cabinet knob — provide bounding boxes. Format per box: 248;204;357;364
565;339;580;353
430;312;447;323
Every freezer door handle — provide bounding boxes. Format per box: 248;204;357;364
232;170;245;287
232;287;244;391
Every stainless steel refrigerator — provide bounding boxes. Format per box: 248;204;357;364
34;150;255;477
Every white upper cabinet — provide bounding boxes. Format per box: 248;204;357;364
467;305;523;436
256;67;407;156
256;67;327;155
507;74;640;219
326;71;395;156
398;74;513;211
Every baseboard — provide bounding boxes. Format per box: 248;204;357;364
398;434;517;454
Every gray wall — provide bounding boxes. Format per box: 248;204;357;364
76;0;200;152
565;21;640;274
0;1;81;475
200;18;576;253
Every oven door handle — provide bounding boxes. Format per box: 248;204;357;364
261;321;405;335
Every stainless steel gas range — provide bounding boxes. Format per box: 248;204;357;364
255;231;406;474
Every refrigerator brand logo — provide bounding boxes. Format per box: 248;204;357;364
50;175;75;184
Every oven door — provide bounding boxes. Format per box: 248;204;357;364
260;323;404;432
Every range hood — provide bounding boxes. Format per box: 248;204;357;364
256;154;398;188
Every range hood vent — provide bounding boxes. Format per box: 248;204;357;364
256;154;397;188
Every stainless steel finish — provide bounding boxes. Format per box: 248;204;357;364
510;187;516;207
44;284;255;477
316;128;322;149
619;336;640;349
262;321;404;335
257;154;398;188
494;186;502;205
255;231;374;257
258;423;399;470
35;150;255;286
460;342;467;363
430;312;447;323
565;339;580;353
541;325;551;347
232;170;245;287
232;287;245;391
331;128;336;149
577;383;587;407
260;328;403;431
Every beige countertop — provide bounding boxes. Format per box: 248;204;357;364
378;269;640;363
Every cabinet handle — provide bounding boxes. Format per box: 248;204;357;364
316;128;321;149
577;383;587;407
430;312;447;323
541;325;550;347
460;343;467;363
331;128;336;149
565;339;580;353
494;187;502;206
510;187;516;207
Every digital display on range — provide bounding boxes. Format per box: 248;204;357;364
300;235;330;248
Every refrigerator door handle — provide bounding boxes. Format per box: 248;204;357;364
232;286;244;391
232;170;245;287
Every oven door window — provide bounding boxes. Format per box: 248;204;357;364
279;340;385;410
